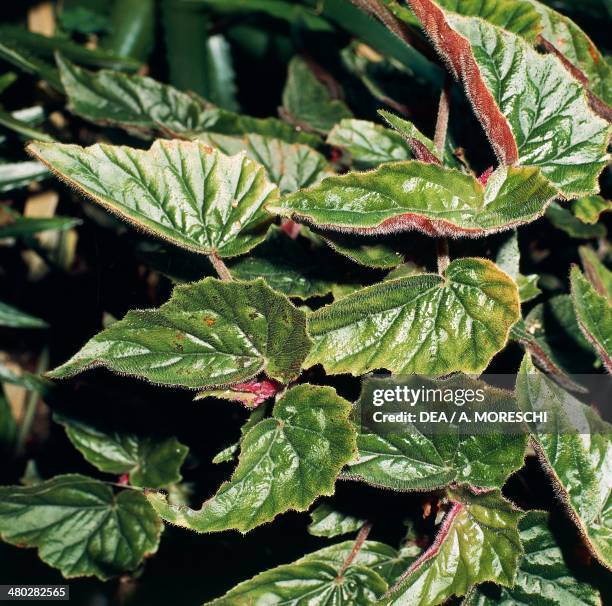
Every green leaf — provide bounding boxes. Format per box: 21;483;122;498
306;539;419;586
0;213;80;238
192;131;329;194
319;231;405;269
0;108;54;143
55;414;188;488
102;0;155;62
572;195;612;225
270;163;557;237
464;511;601;606
348;375;527;491
0;474;162;580
206;543;388;605
0;40;62;92
48;278;311;388
307;258;520;376
0;161;48;193
56;56;319;145
227;226;338;299
495;231;540;302
147;384;356;533
0;301;47;328
524;0;612;105
281;56;352;135
546;202;606;239
516;355;612;568
383;487;523;606
0;393;16;452
406;1;610;196
327;119;413;169
28;139;276;258
308;503;366;538
517;274;541;303
0;25;140;72
579;246;612;301
570;266;612;372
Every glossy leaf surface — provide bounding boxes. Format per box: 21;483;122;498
308;503;366;538
28;139;277;258
383;488;523;606
0;474;161;580
348;376;527;491
147;384;356;533
307;258;520;376
516;355;612;568
465;511;600;606
271;163;557;237
48;278;311;388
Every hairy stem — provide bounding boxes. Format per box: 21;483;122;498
16;347;49;456
208;252;233;281
336;521;373;581
434;83;451;274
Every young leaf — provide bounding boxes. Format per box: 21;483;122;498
318;231;405;269
307;258;520;376
570;266;612;372
579;246;612;301
0;161;48;193
227;226;338;299
572;195;612;225
383;487;523;605
406;0;610;196
55;414;188;488
347;376;527;491
270;162;557;237
308;503;366;538
546;202;606;239
327;119;414;169
28;139;276;258
0;301;47;328
464;511;601;606
146;384;356;533
56;56;318;145
192;131;329;194
281;56;352;135
516;355;612;569
48;278;311;388
0;474;162;580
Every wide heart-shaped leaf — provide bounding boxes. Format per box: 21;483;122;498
347;375;527;491
516;355;612;569
0;301;47;328
270;162;557;237
0;474;162;580
406;0;609;196
56;56;319;145
206;541;390;605
570;266;612;372
572;195;612;225
48;278;311;388
308;503;366;538
28;139;277;258
383;487;523;606
192;131;329;194
281;56;352;135
55;415;188;488
464;511;601;606
307;258;520;376
146;384;356;533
